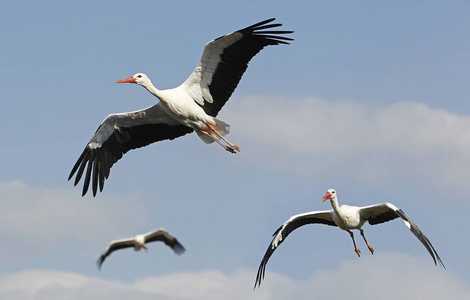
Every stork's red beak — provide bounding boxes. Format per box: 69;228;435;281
322;192;332;202
115;77;136;83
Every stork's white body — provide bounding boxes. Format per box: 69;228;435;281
138;80;229;143
331;203;364;230
133;234;147;251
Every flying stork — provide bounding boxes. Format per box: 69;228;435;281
97;228;185;270
254;189;445;288
68;18;293;196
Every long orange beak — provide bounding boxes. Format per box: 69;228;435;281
115;77;136;83
322;192;332;202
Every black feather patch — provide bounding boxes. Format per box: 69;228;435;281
69;123;193;196
201;18;293;117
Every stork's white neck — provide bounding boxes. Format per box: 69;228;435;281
141;81;166;103
329;197;341;214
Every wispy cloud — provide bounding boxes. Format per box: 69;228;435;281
225;96;470;196
0;181;149;262
0;254;466;300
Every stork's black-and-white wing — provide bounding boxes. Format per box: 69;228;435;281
182;18;293;117
97;238;135;270
144;229;186;255
68;103;193;196
254;210;336;288
360;203;445;268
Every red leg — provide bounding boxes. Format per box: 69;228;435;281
360;229;374;255
205;122;240;152
347;230;361;257
197;129;236;153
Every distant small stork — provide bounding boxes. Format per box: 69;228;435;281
254;189;445;288
97;229;185;270
68;18;293;196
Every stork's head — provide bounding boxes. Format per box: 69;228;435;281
116;73;151;87
322;188;337;202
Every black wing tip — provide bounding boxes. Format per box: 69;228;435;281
243;18;293;40
68;146;96;197
249;18;277;29
395;209;446;268
254;272;262;289
437;258;446;269
249;18;285;30
173;241;186;255
254;243;276;289
96;257;104;270
68;148;88;181
433;255;445;268
427;237;445;269
254;261;268;289
80;180;94;197
259;35;294;45
70;156;101;197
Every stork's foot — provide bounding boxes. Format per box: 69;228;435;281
231;144;240;152
360;229;374;255
225;146;237;154
355;248;361;257
204;121;240;152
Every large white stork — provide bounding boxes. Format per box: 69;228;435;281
254;189;445;288
68;18;293;196
97;228;185;270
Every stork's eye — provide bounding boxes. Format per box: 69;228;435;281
137;75;142;78
331;191;335;194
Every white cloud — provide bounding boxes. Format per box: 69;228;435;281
0;254;467;300
294;253;465;299
225;96;470;194
0;181;149;262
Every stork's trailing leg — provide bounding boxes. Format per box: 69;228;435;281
205;122;240;152
360;229;374;255
347;230;361;257
197;129;236;153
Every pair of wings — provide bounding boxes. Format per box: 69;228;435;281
254;202;445;288
97;229;185;269
68;18;293;196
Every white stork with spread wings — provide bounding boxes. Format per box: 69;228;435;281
254;189;445;288
69;18;293;196
97;228;185;270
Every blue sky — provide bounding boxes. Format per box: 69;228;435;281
1;1;470;299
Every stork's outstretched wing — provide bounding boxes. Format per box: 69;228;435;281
96;238;135;270
144;229;186;255
360;203;445;268
69;103;193;196
182;18;294;117
254;210;336;288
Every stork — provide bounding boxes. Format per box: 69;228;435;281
254;189;445;288
68;18;293;196
97;228;185;270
